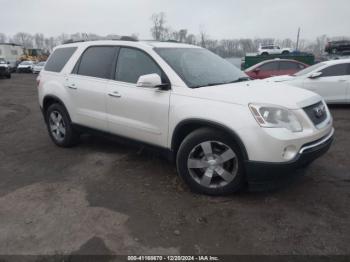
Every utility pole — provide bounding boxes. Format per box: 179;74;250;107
296;27;301;51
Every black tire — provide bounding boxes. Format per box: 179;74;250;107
176;128;245;195
45;103;80;147
6;73;11;79
261;52;269;56
282;50;290;55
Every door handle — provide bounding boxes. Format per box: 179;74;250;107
66;83;77;89
338;79;347;82
108;91;121;98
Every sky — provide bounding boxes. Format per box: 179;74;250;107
2;0;350;40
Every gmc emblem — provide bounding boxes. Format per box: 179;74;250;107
313;104;326;118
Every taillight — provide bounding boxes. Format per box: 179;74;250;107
36;76;41;87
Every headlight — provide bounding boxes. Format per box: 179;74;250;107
249;104;303;132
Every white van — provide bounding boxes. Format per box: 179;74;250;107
0;43;24;70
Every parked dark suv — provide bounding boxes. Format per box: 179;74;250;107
325;40;350;54
0;58;11;78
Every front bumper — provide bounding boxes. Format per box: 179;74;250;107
17;67;32;73
245;128;334;190
0;67;9;75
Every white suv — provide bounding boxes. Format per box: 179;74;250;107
37;40;334;195
258;45;292;56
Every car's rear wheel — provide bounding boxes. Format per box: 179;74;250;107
176;128;245;195
6;73;11;79
282;50;290;55
261;52;269;56
46;103;79;147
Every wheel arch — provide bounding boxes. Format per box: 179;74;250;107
171;119;248;160
42;95;72;123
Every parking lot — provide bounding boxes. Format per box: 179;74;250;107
0;73;349;255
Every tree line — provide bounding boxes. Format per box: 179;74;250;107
1;12;348;58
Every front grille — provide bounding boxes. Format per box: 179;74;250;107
303;101;327;126
0;67;6;73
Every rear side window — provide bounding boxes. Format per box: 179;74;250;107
279;61;302;70
76;46;117;79
260;62;278;71
44;47;77;72
116;48;162;84
320;63;349;77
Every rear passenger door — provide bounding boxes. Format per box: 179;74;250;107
67;46;118;131
106;47;170;147
256;61;279;79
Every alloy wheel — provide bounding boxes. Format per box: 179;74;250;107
187;141;238;189
48;111;66;142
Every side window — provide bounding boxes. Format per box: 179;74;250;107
45;47;77;73
279;61;300;70
76;46;117;79
320;63;349;77
116;48;163;84
260;62;278;71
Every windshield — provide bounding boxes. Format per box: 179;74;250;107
293;62;325;76
0;59;5;64
37;62;46;66
155;47;248;88
21;61;32;65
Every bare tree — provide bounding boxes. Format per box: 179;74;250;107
12;32;34;48
199;25;208;48
0;33;7;43
185;34;196;45
150;12;169;41
34;33;45;49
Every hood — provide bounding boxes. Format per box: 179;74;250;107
265;75;295;82
188;80;321;110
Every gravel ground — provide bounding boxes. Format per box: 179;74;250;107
0;74;349;256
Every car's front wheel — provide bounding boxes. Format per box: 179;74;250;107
46;103;79;147
176;128;245;195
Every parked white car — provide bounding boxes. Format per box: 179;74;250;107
267;59;350;103
33;61;46;74
17;60;34;73
37;40;334;195
258;45;292;56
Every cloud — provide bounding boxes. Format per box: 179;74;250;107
2;0;349;39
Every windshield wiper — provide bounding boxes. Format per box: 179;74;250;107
229;77;250;83
191;77;250;89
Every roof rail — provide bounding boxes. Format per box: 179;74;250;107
62;36;138;45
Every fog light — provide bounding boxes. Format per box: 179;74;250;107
282;145;297;160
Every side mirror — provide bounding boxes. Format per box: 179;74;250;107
309;72;322;79
254;68;260;73
7;61;10;64
137;73;169;89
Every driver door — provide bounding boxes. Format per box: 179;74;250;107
106;47;171;147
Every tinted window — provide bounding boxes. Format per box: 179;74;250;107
77;46;117;79
279;61;301;70
260;62;278;71
320;63;349;77
116;48;162;84
45;47;77;72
